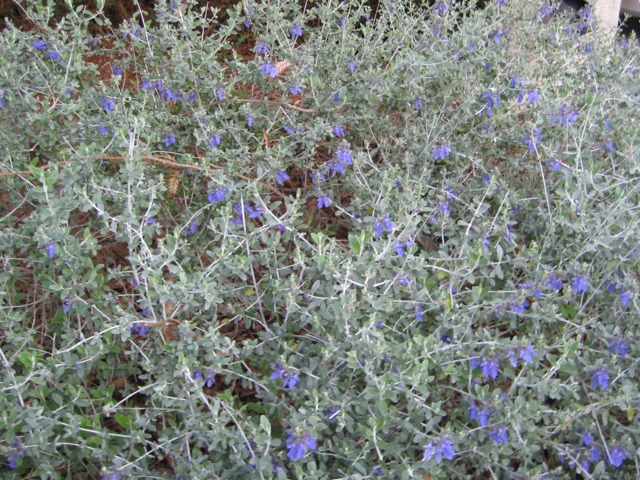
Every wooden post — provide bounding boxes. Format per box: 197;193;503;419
593;0;622;36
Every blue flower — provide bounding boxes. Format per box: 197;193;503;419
414;98;422;109
572;275;588;295
371;465;383;475
519;345;537;364
510;299;530;314
469;403;478;421
507;349;518;368
469;357;479;369
165;134;176;147
246;205;265;219
395;240;405;257
333;91;340;102
46;241;57;258
283;371;300;389
98;124;113;137
290;25;303;38
31;39;47;51
609;445;626;467
527;90;540;103
63;299;73;313
604;138;615;152
208;188;227;205
580;431;593;446
438;201;450;216
246;116;254;127
317;195;330;209
289;84;303;95
8;454;17;469
591;368;609;390
162;88;178;102
609;339;628;357
349;62;356;73
414;304;424;322
286;432;316;461
382;215;393;232
432;144;451;160
589;445;601;462
488;427;509;444
100;96;116;111
46;51;61;61
478;409;491;427
256;42;268;54
187;219;199;234
276;170;290;185
546;275;564;291
261;62;278;78
332;124;345;137
423;436;455;463
204;370;216;388
209;134;222;148
373;220;383;238
481;357;499;379
481;92;499;116
112;65;124;76
619;290;632;306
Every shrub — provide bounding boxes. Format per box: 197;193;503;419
0;0;639;478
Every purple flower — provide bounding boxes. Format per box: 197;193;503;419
373;220;383;238
317;195;331;209
507;349;519;368
580;431;593;446
521;129;542;152
289;84;303;95
282;370;300;389
414;304;424;322
470;357;479;369
604;138;615;152
619;290;632;306
98;124;114;136
546;275;564;291
438;201;450;217
509;76;524;88
481;236;490;251
112;65;124;76
414;98;422;109
204;370;216;388
100;96;116;111
382;215;393;232
349;62;356;73
256;42;268;55
423;436;455;463
46;241;57;258
395;240;405;257
209;134;222;148
187;219;199;234
432;144;451;160
261;62;278;78
276;170;290;185
469;403;478;421
208;188;227;205
290;25;303;38
527;90;540;103
165;134;176;147
609;339;628;357
488;427;509;444
162;88;178;102
63;299;73;313
333;91;340;102
246;116;254;127
481;357;499;379
46;51;61;61
31;39;47;51
519;345;537;364
493;28;508;44
286;432;316;461
591;368;609;390
510;299;530;314
8;454;17;469
572;275;588;295
332;124;345;137
609;445;626;467
245;205;264;219
478;409;491;427
481;92;499;116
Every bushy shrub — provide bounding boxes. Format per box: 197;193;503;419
1;0;639;478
